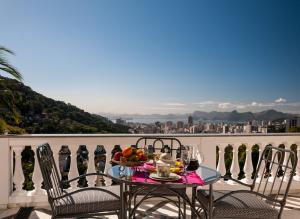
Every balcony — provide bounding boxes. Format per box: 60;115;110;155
0;133;300;218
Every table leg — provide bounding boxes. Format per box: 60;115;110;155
191;187;196;219
120;182;127;219
208;184;213;219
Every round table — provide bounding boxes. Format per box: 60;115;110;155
107;165;221;219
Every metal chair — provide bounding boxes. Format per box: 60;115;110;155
129;137;187;218
197;145;297;219
36;143;121;219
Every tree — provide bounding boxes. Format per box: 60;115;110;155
0;46;22;81
0;46;23;126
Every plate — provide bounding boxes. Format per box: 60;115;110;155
149;173;181;182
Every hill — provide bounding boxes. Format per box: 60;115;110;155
0;76;129;134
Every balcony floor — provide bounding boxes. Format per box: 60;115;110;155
1;194;300;219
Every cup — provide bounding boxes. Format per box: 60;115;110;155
157;163;171;178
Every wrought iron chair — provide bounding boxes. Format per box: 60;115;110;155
129;137;187;218
36;143;121;218
197;145;297;219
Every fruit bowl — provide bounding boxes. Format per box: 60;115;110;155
111;159;145;167
111;146;147;167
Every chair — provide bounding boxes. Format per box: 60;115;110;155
197;145;297;219
130;137;187;218
36;143;121;219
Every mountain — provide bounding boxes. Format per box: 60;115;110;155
106;110;297;124
0;76;129;134
193;109;295;122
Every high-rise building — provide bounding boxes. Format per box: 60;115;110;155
188;116;193;126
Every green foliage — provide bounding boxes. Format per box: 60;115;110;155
289;127;300;132
0;76;129;134
0;118;6;133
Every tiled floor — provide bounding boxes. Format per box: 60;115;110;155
1;195;300;219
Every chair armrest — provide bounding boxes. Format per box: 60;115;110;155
61;172;119;186
222;176;252;188
53;187;120;201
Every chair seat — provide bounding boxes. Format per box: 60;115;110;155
197;190;278;219
54;186;120;216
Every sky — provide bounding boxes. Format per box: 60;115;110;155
1;0;300;115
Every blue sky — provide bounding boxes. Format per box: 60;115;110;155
1;0;299;114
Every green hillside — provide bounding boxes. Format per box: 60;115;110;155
0;76;129;134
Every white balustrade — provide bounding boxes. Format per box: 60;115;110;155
243;143;253;184
217;144;226;177
256;145;264;182
68;145;78;190
11;146;25;196
269;147;277;182
283;149;291;182
32;145;44;195
0;133;299;208
86;145;97;187
230;144;240;182
294;144;300;181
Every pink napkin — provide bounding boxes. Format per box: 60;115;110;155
131;169;205;186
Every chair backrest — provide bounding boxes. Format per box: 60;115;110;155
252;145;297;214
36;143;63;200
135;136;183;159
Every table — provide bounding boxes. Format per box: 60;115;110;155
107;165;221;219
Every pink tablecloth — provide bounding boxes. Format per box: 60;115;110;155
131;170;205;186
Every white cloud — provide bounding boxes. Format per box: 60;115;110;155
218;102;232;109
193;101;217;105
163;103;186;107
275;98;287;103
251;102;258;106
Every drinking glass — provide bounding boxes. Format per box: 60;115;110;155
181;146;191;178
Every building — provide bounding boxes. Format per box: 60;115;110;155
188;115;193;127
222;125;229;134
177;121;184;129
286;117;300;132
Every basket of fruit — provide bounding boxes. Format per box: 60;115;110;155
111;146;147;166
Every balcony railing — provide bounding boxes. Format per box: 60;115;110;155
0;133;300;209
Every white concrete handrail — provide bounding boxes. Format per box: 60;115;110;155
0;133;300;208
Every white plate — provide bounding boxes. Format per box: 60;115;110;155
149;173;181;182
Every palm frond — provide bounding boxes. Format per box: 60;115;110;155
0;60;23;81
0;46;15;55
0;46;22;81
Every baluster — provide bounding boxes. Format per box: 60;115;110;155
32;144;44;195
230;144;240;181
217;144;226;179
12;146;25;196
294;144;300;181
269;148;277;182
86;145;97;187
52;144;60;172
243;143;253;184
68;145;78;190
255;144;264;182
94;145;106;186
283;150;291;182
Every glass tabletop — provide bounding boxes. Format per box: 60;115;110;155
107;165;221;188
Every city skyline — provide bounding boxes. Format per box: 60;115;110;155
1;0;300;114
